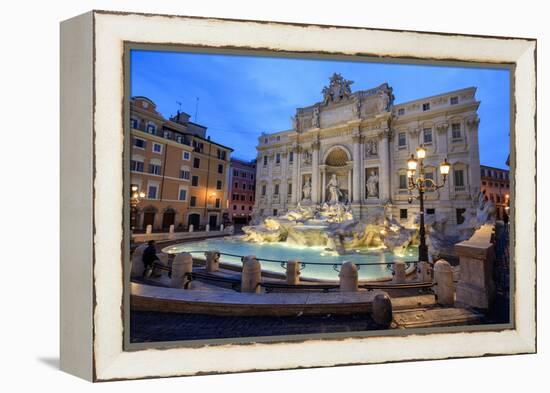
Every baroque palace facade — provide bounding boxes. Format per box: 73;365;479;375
254;74;481;226
130;96;233;231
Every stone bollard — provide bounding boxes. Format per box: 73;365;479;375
130;243;148;278
339;261;358;292
220;224;224;231
286;259;301;285
392;261;406;283
146;224;153;234
168;224;175;240
241;255;261;293
416;261;433;283
372;291;393;328
188;224;194;232
205;250;220;273
171;252;193;288
205;224;210;232
434;259;455;306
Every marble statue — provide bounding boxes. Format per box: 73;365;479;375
303;149;312;165
302;178;312;200
366;171;379;198
312;106;320;128
291;115;298;130
377;90;391;112
326;174;343;204
322;73;353;104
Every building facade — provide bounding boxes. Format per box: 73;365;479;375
254;74;481;226
480;165;510;220
130;96;233;231
228;158;257;224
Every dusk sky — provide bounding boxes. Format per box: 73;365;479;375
130;50;510;168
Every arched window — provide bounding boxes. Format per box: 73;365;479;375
130;154;144;172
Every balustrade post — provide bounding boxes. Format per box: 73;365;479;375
286;259;301;285
205;250;220;273
339;261;358;292
241;255;262;293
392;261;406;283
434;259;455;306
171;252;193;288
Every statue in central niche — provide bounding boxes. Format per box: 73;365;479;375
326;174;343;204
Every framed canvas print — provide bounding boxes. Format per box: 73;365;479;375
60;10;537;381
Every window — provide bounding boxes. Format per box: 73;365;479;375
182;151;190;161
215;198;221;208
130;118;138;129
217;149;226;160
263;156;268;166
146;123;156;134
242;183;246;189
233;205;237;210
133;137;146;149
193;140;204;153
175;134;183;144
481;168;486;177
422;102;430;111
130;158;144;172
147;185;158;199
423;128;433;144
400;209;408;219
240;195;245;201
427;208;435;215
180;168;190;180
148;160;161;175
190;196;197;207
288;183;292;195
397;108;405;115
261;184;266;196
152;143;163;154
241;205;245;211
275;153;281;165
234;182;239;188
178;188;187;201
163;130;172;139
398;132;407;148
496;195;501;203
233;169;238;176
273;209;278;216
191;176;199;187
216;180;222;190
249;195;253;202
399;174;408;189
274;184;279;195
249;206;253;211
424;171;435;190
456;208;466;225
218;164;224;174
450;96;459;105
451;123;462;139
289;151;294;163
264;138;268;144
454;169;465;190
193;157;201;168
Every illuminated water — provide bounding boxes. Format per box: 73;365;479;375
163;237;418;281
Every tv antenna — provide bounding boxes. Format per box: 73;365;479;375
194;97;200;122
176;101;183;112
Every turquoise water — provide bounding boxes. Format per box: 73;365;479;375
163;237;418;281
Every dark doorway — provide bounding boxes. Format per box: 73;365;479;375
162;209;176;230
209;215;218;229
188;213;200;228
143;212;155;229
233;216;248;224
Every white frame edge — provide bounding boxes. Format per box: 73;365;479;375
62;11;536;381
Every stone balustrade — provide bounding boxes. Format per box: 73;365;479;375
171;252;193;288
241;255;262;293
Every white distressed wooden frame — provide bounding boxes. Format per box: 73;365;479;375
60;10;536;381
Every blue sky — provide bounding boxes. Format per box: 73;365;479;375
131;50;510;168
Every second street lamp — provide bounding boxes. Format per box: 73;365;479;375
407;145;451;264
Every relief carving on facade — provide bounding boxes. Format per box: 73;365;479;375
322;73;353;104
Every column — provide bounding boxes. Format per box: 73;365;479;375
378;129;391;201
320;166;326;203
291;146;299;204
347;167;352;201
311;141;320;204
436;123;451;202
280;151;288;210
352;134;362;203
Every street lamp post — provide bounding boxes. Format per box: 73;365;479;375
406;145;451;263
130;185;146;231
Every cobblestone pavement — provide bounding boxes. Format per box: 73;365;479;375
130;311;379;343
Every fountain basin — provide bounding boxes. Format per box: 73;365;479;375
163;237;418;281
